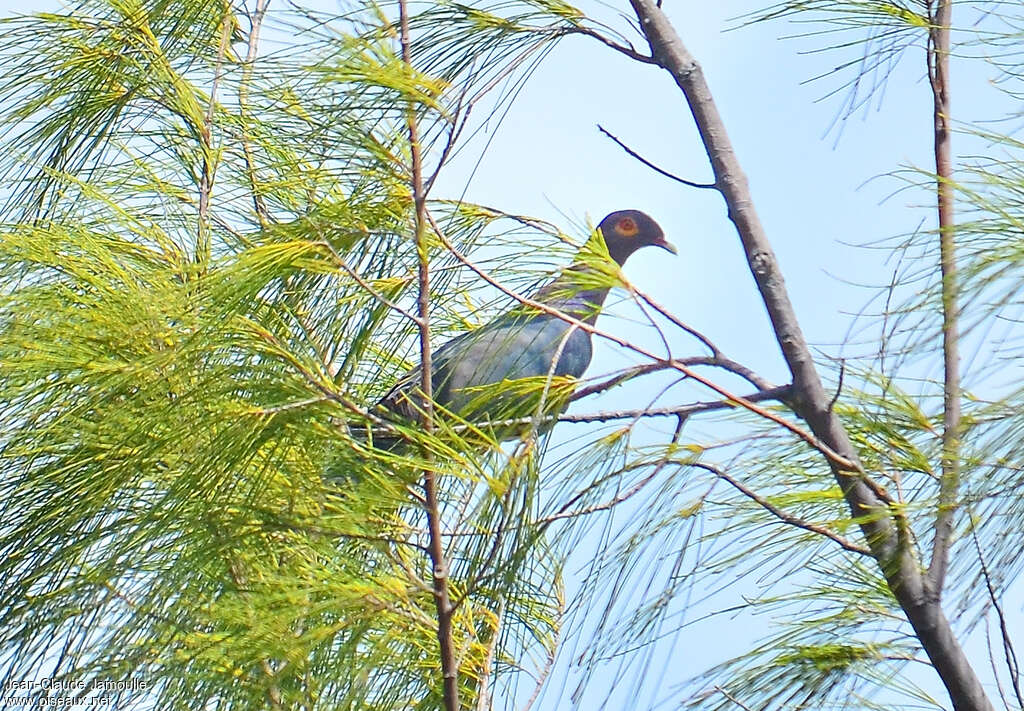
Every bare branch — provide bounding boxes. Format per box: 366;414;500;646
539;410;688;525
627;284;722;357
572;355;775;401
971;526;1023;708
564;385;790;423
563;25;657;64
195;7;234;271
714;686;755;711
475;598;504;711
926;0;962;599
598;125;716;189
570;362;670;400
518;595;561;711
692;462;870;556
239;0;271;227
364;385;792;447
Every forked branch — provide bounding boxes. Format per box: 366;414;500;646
619;0;992;708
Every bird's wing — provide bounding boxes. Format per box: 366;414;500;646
377;313;592;419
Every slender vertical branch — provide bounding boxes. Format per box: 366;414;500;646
972;526;1023;708
196;3;234;271
396;1;459;708
239;0;271;227
926;0;961;597
621;1;993;709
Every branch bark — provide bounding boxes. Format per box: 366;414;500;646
622;2;992;709
397;1;460;707
926;0;962;599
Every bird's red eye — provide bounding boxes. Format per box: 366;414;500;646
617;217;639;237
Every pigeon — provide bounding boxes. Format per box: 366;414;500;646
369;210;673;447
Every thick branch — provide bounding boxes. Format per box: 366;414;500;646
624;2;992;709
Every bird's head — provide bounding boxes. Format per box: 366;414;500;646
597;210;675;265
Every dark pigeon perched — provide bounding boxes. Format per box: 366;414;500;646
370;210;673;446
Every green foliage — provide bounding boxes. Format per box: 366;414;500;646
0;1;573;708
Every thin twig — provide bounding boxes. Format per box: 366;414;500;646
519;591;562;711
539;411;688;525
563;386;790;422
692;462;870;556
828;358;845;413
254;396;326;415
571;357;775;401
475;597;505;711
247;319;416;447
563;25;657;64
598;125;716;189
239;0;271;226
195;6;234;271
627;284;721;357
971;525;1023;708
631;285;672;358
570;362;670;401
364;386;791;442
714;686;755;711
319;239;422;325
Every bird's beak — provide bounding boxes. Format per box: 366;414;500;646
653;238;677;255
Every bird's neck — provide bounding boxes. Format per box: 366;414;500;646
533;261;614;325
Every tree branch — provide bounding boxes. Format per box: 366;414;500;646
563;25;657;64
571;353;773;401
318;239;423;326
714;685;755;711
692;462;870;556
364;385;792;442
239;0;271;227
539;412;688;526
623;1;993;708
926;0;962;600
195;6;233;272
598;124;716;189
397;0;459;706
564;384;790;423
971;525;1022;708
